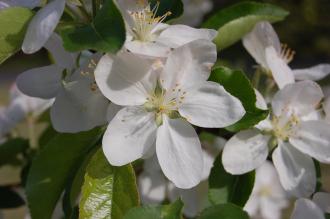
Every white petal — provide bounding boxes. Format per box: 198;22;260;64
44;34;77;69
242;21;281;68
161;40;217;90
272;80;324;117
16;64;62;99
179;82;245;128
138;171;166;204
125;41;170;58
290;120;330;163
324;97;330;123
50;80;109;133
222;129;270;174
201;149;215;180
265;46;295;89
293;64;330;81
291;199;325;219
22;0;65;54
102;107;157;166
157;25;217;48
272;142;316;198
156;117;203;189
260;197;284;219
313;192;330;213
95;52;155;106
255;89;268;110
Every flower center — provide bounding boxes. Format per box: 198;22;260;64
129;2;171;42
144;81;186;126
271;112;299;141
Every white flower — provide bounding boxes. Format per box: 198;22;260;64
22;0;66;54
0;0;40;9
115;0;217;57
291;192;330;219
17;35;112;133
95;40;245;188
324;97;330;123
0;84;53;138
174;0;213;27
243;22;330;89
244;161;288;219
139;137;225;217
222;80;330;197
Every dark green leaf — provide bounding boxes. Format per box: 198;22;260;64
0;186;25;209
0;138;29;166
209;66;269;132
0;7;34;64
61;0;125;53
150;0;184;21
208;154;255;207
199;203;250;219
79;149;139;219
26;128;103;219
124;199;183;219
325;213;330;219
314;159;322;192
203;1;289;50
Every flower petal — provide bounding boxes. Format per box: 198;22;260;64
22;0;65;54
293;64;330;81
125;41;170;58
156;117;203;189
265;46;295;89
161;39;217;90
50;80;109;133
291;199;325;219
179;81;245;128
271;80;323;117
44;34;77;69
290;120;330;163
16;64;62;99
138;171;166;204
324;97;330;122
95;52;155;106
157;25;217;48
272;142;316;198
222;129;270;174
313;192;330;213
242;21;281;68
102;106;157;166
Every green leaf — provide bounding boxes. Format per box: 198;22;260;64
0;186;25;209
208;154;255;207
314;159;322;192
203;1;289;50
124;199;183;219
199;203;250;219
325;213;330;219
79;149;139;219
0;7;33;64
0;138;29;166
61;0;125;53
26;128;103;219
209;66;269;132
150;0;184;22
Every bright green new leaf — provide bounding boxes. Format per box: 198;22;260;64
208;154;255;207
79;149;139;219
203;1;289;50
199;203;250;219
149;0;184;22
61;0;125;53
209;67;269;132
26;128;103;219
0;138;29;166
0;7;33;64
124;199;183;219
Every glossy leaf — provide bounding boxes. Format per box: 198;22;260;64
209;66;269;132
79;149;139;219
0;7;33;64
124;199;183;219
150;0;184;21
61;0;125;53
199;203;250;219
203;1;289;50
26;128;103;219
208;154;255;207
0;186;25;209
0;138;29;166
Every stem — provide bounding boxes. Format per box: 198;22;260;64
92;0;102;17
27;115;38;149
252;67;261;89
66;3;90;23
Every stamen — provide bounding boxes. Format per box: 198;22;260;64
280;44;295;64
